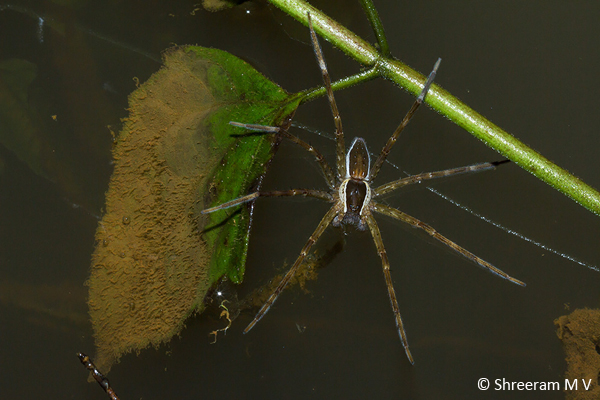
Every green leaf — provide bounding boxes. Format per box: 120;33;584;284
0;59;45;179
193;45;301;285
88;45;300;373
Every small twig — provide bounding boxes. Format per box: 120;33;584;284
77;353;120;400
358;0;390;56
209;301;232;343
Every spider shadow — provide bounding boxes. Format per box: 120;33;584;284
200;207;242;233
238;232;346;315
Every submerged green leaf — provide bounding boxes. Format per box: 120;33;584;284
198;0;240;13
88;45;300;373
190;46;301;284
0;58;45;179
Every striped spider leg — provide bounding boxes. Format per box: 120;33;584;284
202;13;525;364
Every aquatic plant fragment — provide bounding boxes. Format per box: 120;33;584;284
87;45;300;373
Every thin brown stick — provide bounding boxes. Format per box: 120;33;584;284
77;353;120;400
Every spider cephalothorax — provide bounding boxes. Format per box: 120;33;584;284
203;13;525;364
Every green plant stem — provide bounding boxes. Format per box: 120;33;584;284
358;0;390;57
268;0;600;216
299;67;379;103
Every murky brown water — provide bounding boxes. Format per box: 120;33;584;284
1;1;599;399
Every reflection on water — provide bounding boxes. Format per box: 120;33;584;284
0;280;87;328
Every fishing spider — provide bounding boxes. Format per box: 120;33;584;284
203;14;525;364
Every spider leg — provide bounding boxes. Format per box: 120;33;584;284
307;13;346;179
229;122;280;133
244;205;339;333
374;161;500;197
370;58;441;181
372;201;526;286
279;130;336;188
229;121;336;189
365;212;415;364
201;190;334;214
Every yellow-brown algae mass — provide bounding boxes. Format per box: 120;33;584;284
87;48;219;373
555;308;600;400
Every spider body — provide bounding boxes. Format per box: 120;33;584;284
202;13;525;364
336;137;371;230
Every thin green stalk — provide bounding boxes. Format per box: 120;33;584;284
299;67;379;103
359;0;390;57
268;0;600;216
